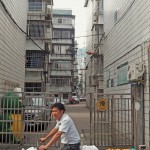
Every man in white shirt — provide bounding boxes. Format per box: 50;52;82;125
39;103;80;150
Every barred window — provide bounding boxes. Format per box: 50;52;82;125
25;82;42;92
63;94;68;99
26;51;44;68
28;0;42;11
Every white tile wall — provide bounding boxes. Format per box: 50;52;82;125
0;0;27;92
104;0;150;148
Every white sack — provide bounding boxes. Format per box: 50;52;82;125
81;145;99;150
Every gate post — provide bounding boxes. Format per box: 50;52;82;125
111;95;115;146
131;83;145;149
90;92;92;145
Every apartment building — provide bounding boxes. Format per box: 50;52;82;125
78;56;86;97
0;0;27;92
25;0;53;92
47;9;78;103
103;0;149;149
84;0;104;108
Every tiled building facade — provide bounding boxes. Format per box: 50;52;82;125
103;0;149;149
0;0;28;92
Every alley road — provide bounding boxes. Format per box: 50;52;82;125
65;102;90;135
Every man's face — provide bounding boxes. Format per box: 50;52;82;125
51;107;64;120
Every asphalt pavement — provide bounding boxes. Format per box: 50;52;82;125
65;101;90;135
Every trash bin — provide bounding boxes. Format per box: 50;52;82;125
0;91;23;143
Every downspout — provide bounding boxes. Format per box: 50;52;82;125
140;82;145;145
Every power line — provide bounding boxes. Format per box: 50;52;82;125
75;33;103;39
85;32;105;70
0;0;45;51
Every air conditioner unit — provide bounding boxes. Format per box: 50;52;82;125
127;62;145;81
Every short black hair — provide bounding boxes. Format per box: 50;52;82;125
51;103;65;111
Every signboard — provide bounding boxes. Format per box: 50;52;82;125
96;98;108;111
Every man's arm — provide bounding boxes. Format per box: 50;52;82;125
40;128;58;142
39;131;63;150
46;131;63;148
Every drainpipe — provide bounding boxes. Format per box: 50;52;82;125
140;83;145;145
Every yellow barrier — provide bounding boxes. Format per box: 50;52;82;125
11;114;24;141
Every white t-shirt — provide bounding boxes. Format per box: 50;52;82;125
55;113;80;144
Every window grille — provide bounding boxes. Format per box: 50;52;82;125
26;51;44;68
25;82;42;92
28;0;42;11
63;94;68;99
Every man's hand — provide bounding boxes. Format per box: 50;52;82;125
39;137;46;143
38;145;48;150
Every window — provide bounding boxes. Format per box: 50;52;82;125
29;24;44;37
25;82;42;92
114;10;119;23
52;61;72;69
63;18;69;24
53;29;71;39
58;18;62;23
28;0;42;11
53;30;61;38
63;94;68;99
53;45;71;54
50;78;70;86
62;31;71;38
26;51;44;68
53;45;61;54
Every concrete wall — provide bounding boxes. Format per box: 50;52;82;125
0;0;27;92
85;0;96;108
104;0;150;148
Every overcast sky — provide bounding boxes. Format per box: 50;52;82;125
53;0;87;48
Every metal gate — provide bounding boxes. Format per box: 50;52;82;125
82;94;134;150
0;92;60;150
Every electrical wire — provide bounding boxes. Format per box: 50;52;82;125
85;32;105;70
84;0;136;70
105;0;136;37
0;0;105;52
75;33;103;39
0;0;45;51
